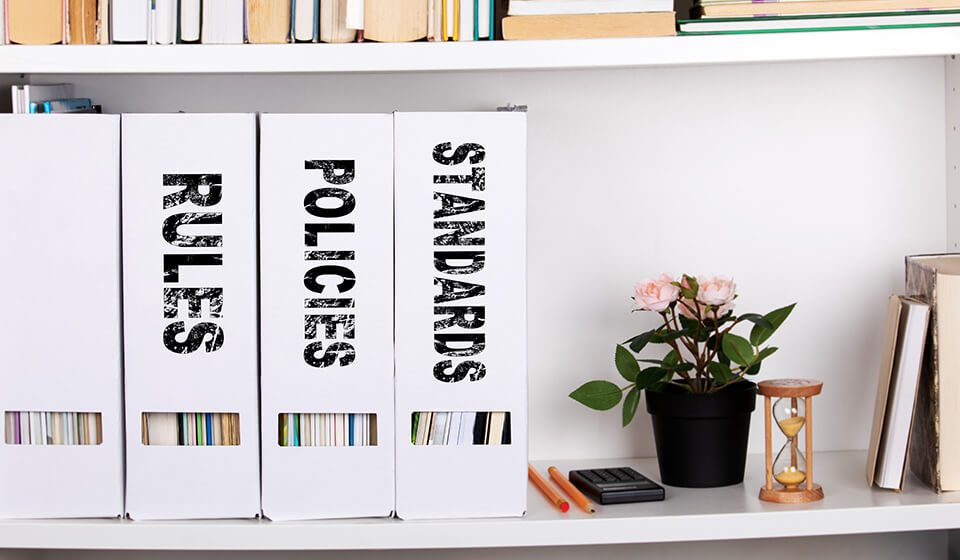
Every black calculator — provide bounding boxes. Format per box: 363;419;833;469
569;467;666;505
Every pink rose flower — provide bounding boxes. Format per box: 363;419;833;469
696;275;737;306
634;274;680;313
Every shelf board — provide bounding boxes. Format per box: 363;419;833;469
2;27;960;74
1;451;958;550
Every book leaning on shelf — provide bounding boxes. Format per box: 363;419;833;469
0;114;124;518
866;295;930;492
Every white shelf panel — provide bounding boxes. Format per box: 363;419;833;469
2;27;960;74
0;451;958;550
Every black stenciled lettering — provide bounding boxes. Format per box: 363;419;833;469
305;298;355;308
164;287;224;319
434;250;485;275
163;322;224;354
162;174;223;209
163;254;223;283
434;333;485;357
434;306;486;330
304;223;355;245
434;192;485;218
434;278;485;303
304;265;356;294
304;314;356;340
433;167;485;192
433;360;486;383
432;142;485;166
305;160;356;185
304;341;356;368
305;250;356;261
162;213;223;247
434;221;485;246
304;188;356;219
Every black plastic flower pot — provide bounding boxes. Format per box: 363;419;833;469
645;381;757;488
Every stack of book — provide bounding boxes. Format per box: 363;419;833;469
0;0;508;44
502;0;676;39
681;0;960;34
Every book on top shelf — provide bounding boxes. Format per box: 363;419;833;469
680;10;960;33
247;0;292;44
509;0;675;15
112;0;149;43
320;0;359;43
7;0;63;45
503;12;676;39
698;0;960;17
68;0;98;44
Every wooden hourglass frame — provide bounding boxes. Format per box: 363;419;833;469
758;379;824;503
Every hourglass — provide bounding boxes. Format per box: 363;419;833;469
758;379;824;503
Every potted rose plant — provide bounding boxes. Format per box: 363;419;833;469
570;274;795;488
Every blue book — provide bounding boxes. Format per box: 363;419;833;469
474;0;480;40
42;98;93;113
205;413;213;445
349;414;355;446
293;414;300;446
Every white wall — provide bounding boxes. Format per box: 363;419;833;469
34;55;947;462
14;54;949;560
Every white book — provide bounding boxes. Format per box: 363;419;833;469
112;0;149;42
87;413;97;445
0;113;124;515
10;83;74;114
446;0;455;38
180;0;201;41
869;297;931;490
98;0;111;43
122;114;259;519
319;0;356;43
508;0;673;15
259;113;394;519
151;0;178;44
294;0;317;41
447;412;462;445
430;412;448;445
394;112;528;520
19;414;28;446
148;413;179;446
345;0;364;29
459;0;474;41
202;0;244;44
458;411;475;445
477;0;490;38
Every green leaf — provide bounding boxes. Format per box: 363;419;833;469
744;362;762;375
622;387;641;426
750;303;796;346
569;380;623;411
615;344;641;382
721;333;756;367
635;367;670;389
737;313;774;331
663;349;680;368
708;361;733;384
626;329;656;353
756;346;779;362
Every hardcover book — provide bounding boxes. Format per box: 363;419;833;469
906;254;960;492
122;114;260;519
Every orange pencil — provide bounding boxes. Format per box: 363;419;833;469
548;466;596;513
528;465;569;513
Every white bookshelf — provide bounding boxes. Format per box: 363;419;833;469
0;452;953;551
1;26;958;560
0;26;959;73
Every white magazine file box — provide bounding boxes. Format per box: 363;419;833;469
259;114;395;520
0;115;124;518
121;113;260;519
393;112;528;520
